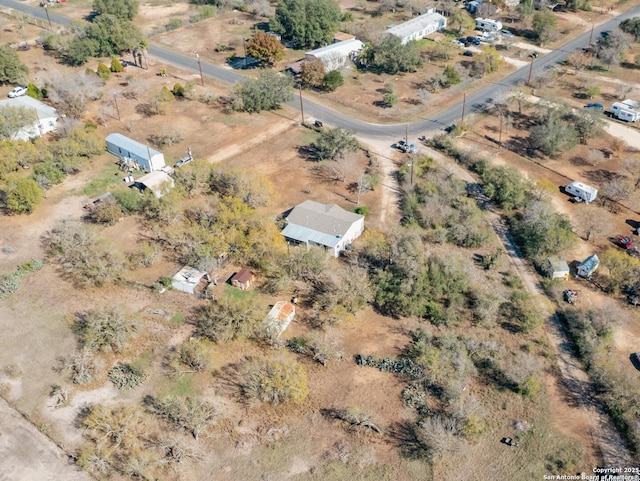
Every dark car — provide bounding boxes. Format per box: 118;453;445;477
463;50;474;57
585;103;604;110
466;36;480;45
458;38;470;47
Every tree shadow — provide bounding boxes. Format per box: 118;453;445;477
570;155;590;167
583;169;624;184
387;421;429;458
135;103;157;117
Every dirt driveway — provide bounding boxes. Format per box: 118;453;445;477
0;398;92;481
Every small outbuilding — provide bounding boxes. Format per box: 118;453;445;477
132;171;174;198
172;266;208;294
264;301;296;339
106;133;166;172
231;268;255;290
576;254;600;279
546;258;570;280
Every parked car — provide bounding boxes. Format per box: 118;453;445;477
584;103;604;110
467;36;481;45
463;50;474;57
529;51;539;58
501;29;514;37
458;38;470;47
396;140;418;154
8;86;27;98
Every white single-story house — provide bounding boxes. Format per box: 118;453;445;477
171;266;208;294
305;38;364;71
132;171;174;198
385;8;447;45
106;133;166;172
264;301;296;339
0;96;58;141
281;200;365;257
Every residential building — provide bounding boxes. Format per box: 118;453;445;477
305;38;364;71
106;133;166;172
0;96;58;140
385;8;447;45
171;266;208;294
133;171;174;198
281;200;365;257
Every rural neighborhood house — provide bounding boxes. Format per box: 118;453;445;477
0;96;58;141
305;38;364;71
106;133;166;172
385;7;447;44
231;268;256;290
281;200;365;257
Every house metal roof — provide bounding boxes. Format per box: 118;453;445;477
106;133;162;159
232;268;254;284
172;266;206;285
306;38;364;61
282;223;342;248
0;95;58;120
547;258;570;273
385;9;446;40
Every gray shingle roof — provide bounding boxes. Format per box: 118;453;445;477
285;200;363;238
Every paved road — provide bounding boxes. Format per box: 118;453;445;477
2;0;640;138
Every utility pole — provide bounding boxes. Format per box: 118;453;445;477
299;85;305;125
195;52;204;86
461;92;467;124
43;4;52;30
112;92;120;121
405;124;409;148
499;113;503;145
588;22;595;47
527;57;534;86
243;38;249;69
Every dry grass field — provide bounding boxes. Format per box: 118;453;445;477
1;0;640;479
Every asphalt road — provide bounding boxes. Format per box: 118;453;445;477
2;0;640;138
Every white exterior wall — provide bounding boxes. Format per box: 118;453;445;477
611;103;640;122
476;18;503;31
12;116;57;141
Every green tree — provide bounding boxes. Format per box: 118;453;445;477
0;106;37;141
232;70;293;113
269;0;342;49
85;14;142;57
620;17;640;41
512;200;577;258
596;30;632;69
322;70;343;92
528;111;579;157
3;176;43;213
532;10;558;45
0;46;28;85
443;65;460;85
359;36;423;74
26;83;43;99
246;31;285;64
570;107;604;144
93;0;139;20
300;57;325;88
311;127;359;160
481;165;529;210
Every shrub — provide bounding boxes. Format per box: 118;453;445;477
240;357;309;404
108;364;146;390
144;395;218;440
26;83;43;99
159;86;175;102
113;188;146;214
172;82;185;97
354;206;370;216
74;306;139;353
165;18;183;31
110;56;124;73
96;62;111;80
0;273;20;298
323;70;344;92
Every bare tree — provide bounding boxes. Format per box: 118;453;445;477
586;148;605;166
623;157;640;188
599;178;634;212
46;71;104;118
573;204;611;241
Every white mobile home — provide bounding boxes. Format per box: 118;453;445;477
385;8;447;45
105;133;166;172
565;180;598;203
611;102;640;122
0;96;58;141
305;38;364;71
475;18;503;31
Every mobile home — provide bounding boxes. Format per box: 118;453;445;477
105;133;166;172
611;102;640;122
565;180;598;203
475;18;503;31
